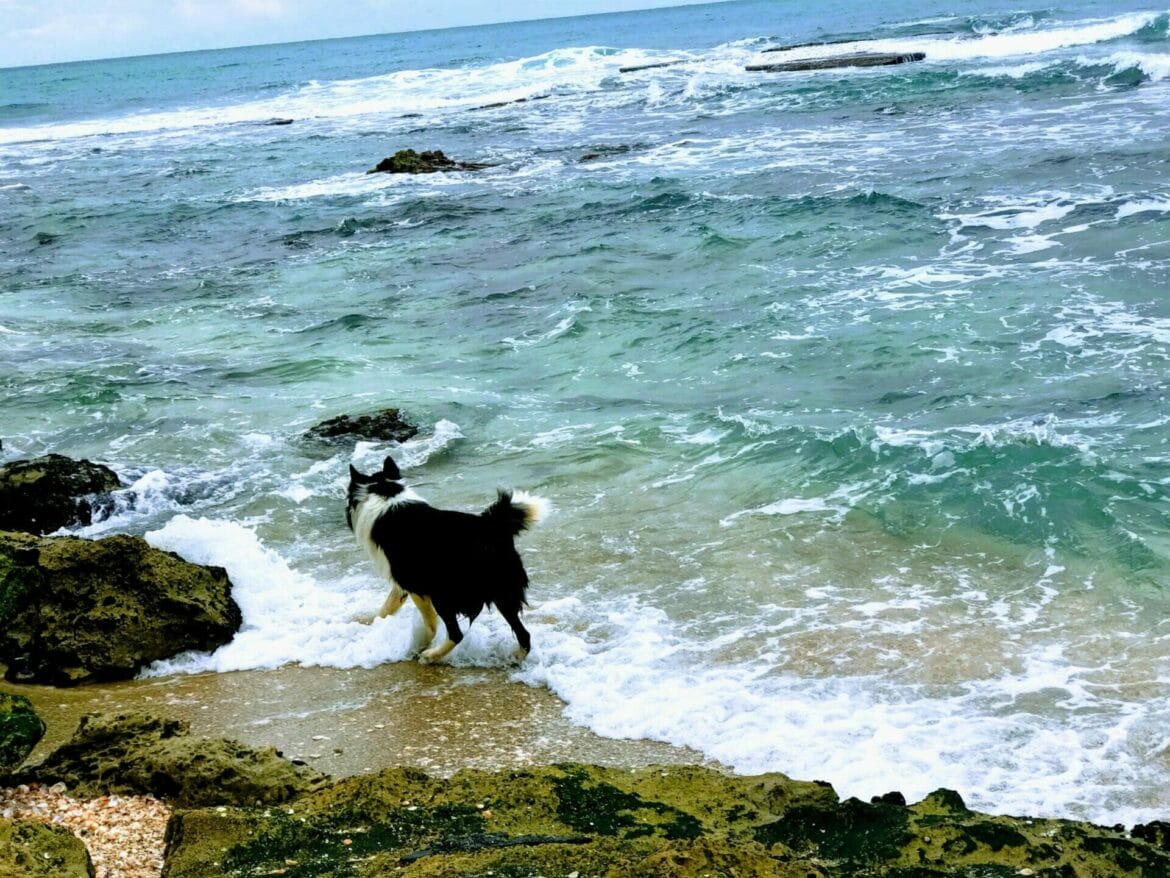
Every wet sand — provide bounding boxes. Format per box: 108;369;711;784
3;663;715;779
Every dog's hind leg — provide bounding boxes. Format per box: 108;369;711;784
498;603;532;661
420;607;463;664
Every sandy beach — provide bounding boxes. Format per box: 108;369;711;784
4;664;711;780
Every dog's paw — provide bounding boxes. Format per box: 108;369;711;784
511;646;530;665
352;611;377;625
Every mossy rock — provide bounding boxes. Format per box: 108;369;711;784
20;711;327;808
0;532;241;686
0;691;45;776
0;818;94;877
0;454;123;534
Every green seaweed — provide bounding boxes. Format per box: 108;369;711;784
755;796;912;864
551;765;703;840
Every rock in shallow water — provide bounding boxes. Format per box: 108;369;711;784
0;454;124;535
0;532;241;686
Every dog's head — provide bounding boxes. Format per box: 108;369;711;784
346;456;404;530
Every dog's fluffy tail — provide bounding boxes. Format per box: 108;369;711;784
484;489;550;535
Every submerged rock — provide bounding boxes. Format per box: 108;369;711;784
19;712;326;808
0;693;45;777
160;761;1170;877
367;148;490;174
303;407;419;444
0;532;241;686
0;818;94;878
0;454;124;535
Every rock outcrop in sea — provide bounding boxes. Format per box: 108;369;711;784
366;149;489;174
0;531;241;686
0;454;124;535
303;407;419;444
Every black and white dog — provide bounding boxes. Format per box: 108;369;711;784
347;456;548;663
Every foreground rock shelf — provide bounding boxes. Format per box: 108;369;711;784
4;709;1170;876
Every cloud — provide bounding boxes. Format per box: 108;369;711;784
174;0;287;26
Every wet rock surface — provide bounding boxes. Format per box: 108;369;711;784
0;532;241;686
0;454;124;535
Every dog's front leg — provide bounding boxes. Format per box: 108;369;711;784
420;607;462;664
377;582;408;618
408;594;439;655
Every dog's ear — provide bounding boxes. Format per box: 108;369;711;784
349;464;366;482
381;456;402;480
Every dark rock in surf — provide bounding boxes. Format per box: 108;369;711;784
746;51;926;72
0;693;45;776
367;149;489;174
16;712;326;807
0;454;124;535
303;408;419;445
0;531;241;686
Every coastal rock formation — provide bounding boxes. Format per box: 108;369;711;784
746;51;926;72
160;761;1170;877
17;712;326;808
366;149;489;174
0;693;45;777
0;532;241;686
303;407;419;444
0;454;124;535
0;817;94;878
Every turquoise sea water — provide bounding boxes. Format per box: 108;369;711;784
4;0;1170;824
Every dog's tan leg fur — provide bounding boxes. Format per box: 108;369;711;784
378;583;408;618
410;594;439;639
421;638;458;664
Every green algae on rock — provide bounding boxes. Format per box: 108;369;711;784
17;712;327;808
159;762;1170;877
0;532;241;686
0;817;95;878
0;692;45;777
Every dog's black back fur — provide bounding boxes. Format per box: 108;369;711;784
370;494;530;624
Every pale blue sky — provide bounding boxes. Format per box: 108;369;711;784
1;0;719;68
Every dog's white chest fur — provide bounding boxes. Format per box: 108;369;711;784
351;487;423;582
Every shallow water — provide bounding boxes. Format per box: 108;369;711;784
3;0;1170;824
